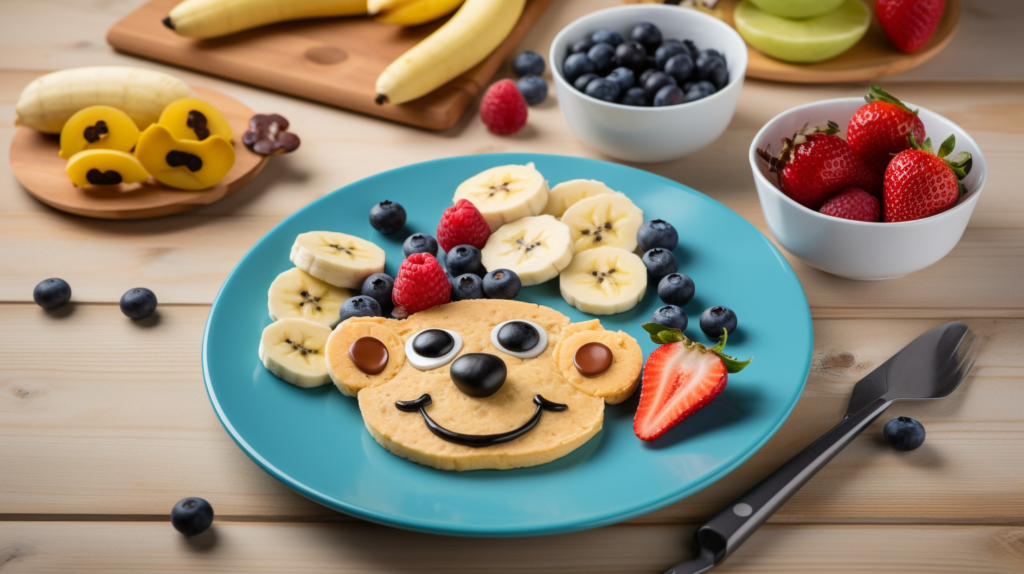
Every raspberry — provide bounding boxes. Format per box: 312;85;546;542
818;188;881;222
392;253;451;315
480;79;527;135
436;199;490;252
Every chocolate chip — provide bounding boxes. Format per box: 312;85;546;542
243;113;300;156
186;111;210;141
83;120;109;143
85;169;122;185
166;150;203;172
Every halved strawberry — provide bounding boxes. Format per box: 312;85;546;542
634;325;752;442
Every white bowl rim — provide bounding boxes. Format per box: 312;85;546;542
748;97;988;228
549;4;749;112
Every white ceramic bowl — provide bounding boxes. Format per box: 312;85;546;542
750;98;987;281
550;5;748;163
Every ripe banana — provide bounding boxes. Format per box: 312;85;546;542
543;179;617;219
15;67;196;134
375;0;526;105
163;0;367;39
480;215;575;286
268;267;352;327
259;318;333;387
290;231;386;289
560;247;648;315
560;193;645;254
452;163;548;232
374;0;465;26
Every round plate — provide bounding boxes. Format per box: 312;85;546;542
203;153;812;537
719;0;960;84
9;86;269;219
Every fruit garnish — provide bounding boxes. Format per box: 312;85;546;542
368;200;406;235
437;199;491;251
242;114;299;156
875;0;945;54
699;306;738;340
883;133;971;222
819;187;881;222
634;325;751;441
290;231;387;289
560;193;644;253
392;253;451;316
481;215;574;286
847;85;926;176
268;267;352;328
559;246;647;315
480;79;528;135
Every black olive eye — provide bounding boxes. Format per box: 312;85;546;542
406;329;462;370
491;320;547;359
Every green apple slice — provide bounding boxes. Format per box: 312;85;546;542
735;0;871;64
749;0;846;19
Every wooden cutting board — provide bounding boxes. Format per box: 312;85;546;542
106;0;553;131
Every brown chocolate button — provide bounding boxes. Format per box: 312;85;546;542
349;337;389;375
574;342;613;377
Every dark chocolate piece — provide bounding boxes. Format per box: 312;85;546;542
574;342;613;377
348;336;389;375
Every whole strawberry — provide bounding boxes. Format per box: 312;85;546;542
480;79;528;135
757;122;881;209
848;85;926;176
875;0;945;54
884;134;971;222
437;199;490;252
392;253;451;316
819;188;881;222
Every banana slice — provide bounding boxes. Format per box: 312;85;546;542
543;179;616;219
452;163;549;232
560;193;644;254
559;246;647;315
290;231;386;289
268;267;352;328
481;215;574;286
258;318;332;388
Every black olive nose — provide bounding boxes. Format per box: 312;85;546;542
449;353;506;397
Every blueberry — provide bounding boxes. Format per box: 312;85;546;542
482;268;521;299
883;416;926;451
658;273;695;307
402;233;438;258
563;52;596;82
683;81;717;102
664;53;694;83
653;85;685;107
591;28;623;47
650;305;687;331
620;86;650;106
571;37;596;54
360;273;394;313
585;77;620;102
445;244;486;277
512;50;545;77
33;278;71;309
695;50;726;82
630;22;662;52
707;59;729;90
340;295;381;321
606;67;636;91
642;71;676;96
613;41;647;71
646;55;658;71
586;42;616;74
450;273;485;301
517;75;548;105
120;287;157;320
702;48;725;60
369;200;406;234
573;72;599;92
637;219;679;251
642;248;678;282
700;305;737;340
171;497;213;536
682;39;699;60
638;68;659;86
655;41;688;69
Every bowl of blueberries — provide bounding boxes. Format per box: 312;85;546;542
550;4;747;163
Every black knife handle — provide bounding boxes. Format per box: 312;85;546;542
669;396;892;571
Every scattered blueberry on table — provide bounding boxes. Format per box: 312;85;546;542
120;287;157;320
171;497;214;536
369;200;406;235
700;305;737;340
512;50;545;77
33;278;72;310
883;416;926;451
516;75;548;106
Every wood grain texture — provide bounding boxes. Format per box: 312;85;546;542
106;0;554;131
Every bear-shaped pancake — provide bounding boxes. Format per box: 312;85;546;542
325;299;642;471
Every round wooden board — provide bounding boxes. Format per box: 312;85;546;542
719;0;960;84
9;86;270;219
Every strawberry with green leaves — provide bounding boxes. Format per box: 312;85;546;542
848;85;927;176
883;133;971;222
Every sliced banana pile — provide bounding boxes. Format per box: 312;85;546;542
560;193;644;254
290;231;386;289
258;318;333;388
560;246;648;315
268;267;352;328
452;163;549;232
480;215;574;286
543;179;616;219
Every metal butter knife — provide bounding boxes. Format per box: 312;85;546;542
663;321;982;574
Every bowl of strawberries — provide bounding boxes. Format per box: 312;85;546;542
749;86;986;280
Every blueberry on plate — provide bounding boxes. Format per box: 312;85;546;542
445;245;486;277
340;295;382;321
883;416;926;451
517;75;548;105
591;28;623;47
658;273;695;307
700;305;737;340
642;71;676;96
683;81;717;102
606;67;636;91
650;305;687;331
33;278;71;310
664;53;694;84
613;41;647;71
360;273;395;312
171;497;214;536
571;37;596;54
368;200;406;234
483;268;521;299
653;85;685;107
402;233;438;258
450;273;485;301
573;72;599;92
637;219;679;252
563;52;597;83
512;50;545;77
642;248;678;281
620;86;650;106
585;77;620;102
630;22;662;52
586;42;616;74
120;287;157;320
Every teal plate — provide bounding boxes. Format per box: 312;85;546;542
203;153;812;537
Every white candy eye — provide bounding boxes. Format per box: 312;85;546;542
490;320;547;359
406;329;462;370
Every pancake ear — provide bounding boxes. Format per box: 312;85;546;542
554;320;643;405
325;317;406;396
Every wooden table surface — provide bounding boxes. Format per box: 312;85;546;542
2;1;1022;572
